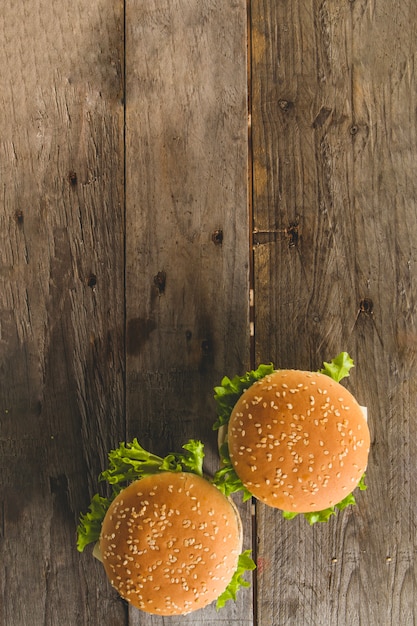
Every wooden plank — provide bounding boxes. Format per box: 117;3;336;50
251;0;417;624
0;2;126;624
124;1;253;624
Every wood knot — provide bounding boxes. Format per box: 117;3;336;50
87;274;97;289
68;171;78;186
286;221;299;248
212;229;223;245
359;298;373;315
154;271;166;294
278;99;294;112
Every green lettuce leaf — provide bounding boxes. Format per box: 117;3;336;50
101;437;205;487
216;550;256;609
77;493;113;552
213;441;252;502
77;439;205;552
320;351;354;382
169;439;204;477
213;363;274;430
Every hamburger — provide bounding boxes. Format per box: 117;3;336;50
212;353;370;524
77;439;255;615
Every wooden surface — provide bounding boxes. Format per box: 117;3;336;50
1;2;127;625
1;1;417;625
251;1;417;625
124;2;251;625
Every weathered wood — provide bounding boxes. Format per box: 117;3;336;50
0;2;126;625
251;0;417;624
4;0;417;624
124;1;252;624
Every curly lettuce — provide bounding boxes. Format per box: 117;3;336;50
320;351;354;382
100;437;204;487
216;550;256;609
213;440;252;501
76;493;113;552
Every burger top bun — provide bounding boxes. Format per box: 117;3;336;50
228;370;370;513
100;472;242;616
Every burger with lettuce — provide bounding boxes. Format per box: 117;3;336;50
77;439;255;615
212;353;370;524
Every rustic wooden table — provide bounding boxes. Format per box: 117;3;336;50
1;1;416;625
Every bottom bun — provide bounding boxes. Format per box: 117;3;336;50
100;472;242;615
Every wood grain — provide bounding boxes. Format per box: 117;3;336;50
124;1;252;624
0;2;126;624
251;0;417;624
4;0;417;624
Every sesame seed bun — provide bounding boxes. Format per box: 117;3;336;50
228;370;370;513
100;472;242;615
